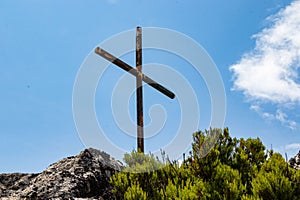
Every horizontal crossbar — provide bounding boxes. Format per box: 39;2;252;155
95;47;175;99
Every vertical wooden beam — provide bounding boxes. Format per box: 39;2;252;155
136;27;144;153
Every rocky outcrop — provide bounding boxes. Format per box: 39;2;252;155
289;150;300;170
0;173;38;198
0;148;123;199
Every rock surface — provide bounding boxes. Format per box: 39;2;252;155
289;150;300;170
0;148;123;199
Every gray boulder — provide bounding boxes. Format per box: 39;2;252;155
0;148;123;199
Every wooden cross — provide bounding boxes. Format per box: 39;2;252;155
94;27;175;153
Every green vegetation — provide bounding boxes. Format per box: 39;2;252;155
111;128;300;199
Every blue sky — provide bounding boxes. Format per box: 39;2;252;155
1;0;300;173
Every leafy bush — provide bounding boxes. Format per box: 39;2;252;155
110;128;300;200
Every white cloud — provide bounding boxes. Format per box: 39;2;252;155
274;109;297;129
230;0;300;103
250;105;260;112
230;0;300;128
262;112;275;120
250;104;297;129
285;143;300;150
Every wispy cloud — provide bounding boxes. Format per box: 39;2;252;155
250;105;297;129
285;143;300;150
230;0;300;128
